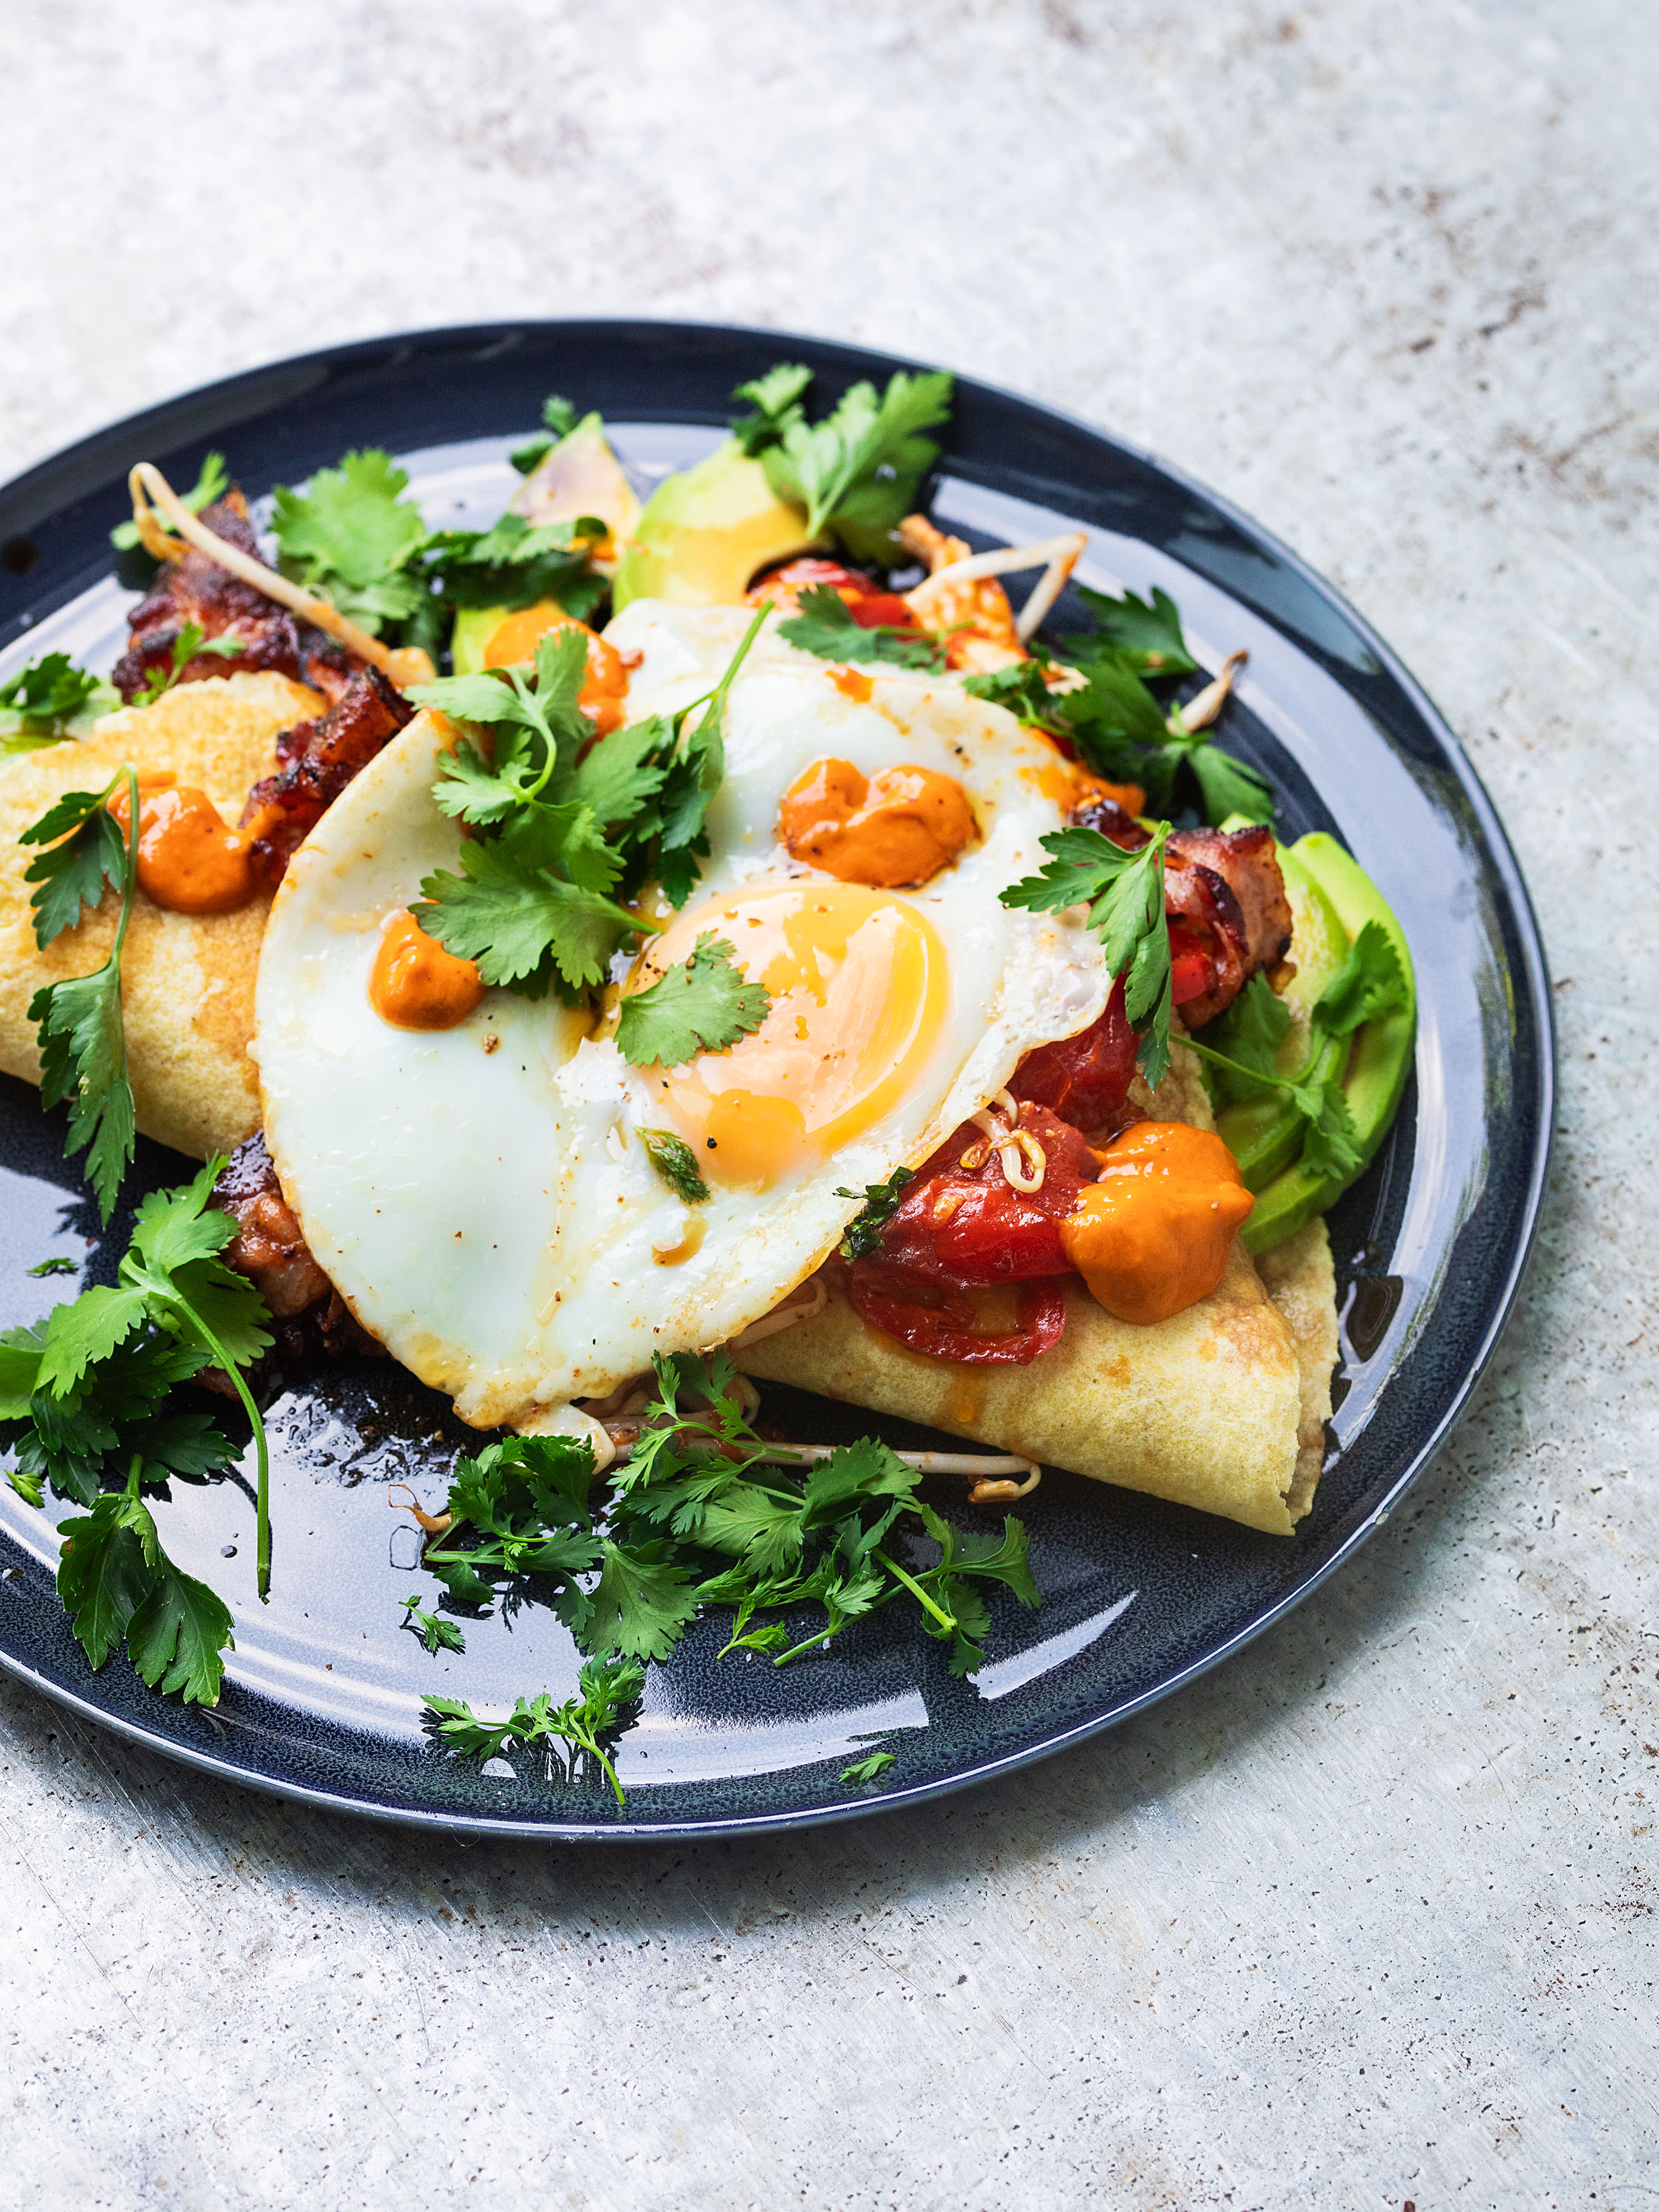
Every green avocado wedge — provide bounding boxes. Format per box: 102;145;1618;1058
1237;833;1417;1255
1213;843;1350;1191
610;440;818;612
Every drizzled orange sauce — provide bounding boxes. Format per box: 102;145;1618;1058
107;774;254;914
369;911;487;1030
482;606;628;734
1061;1122;1254;1326
776;757;976;889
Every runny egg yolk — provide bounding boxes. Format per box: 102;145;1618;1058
633;882;948;1189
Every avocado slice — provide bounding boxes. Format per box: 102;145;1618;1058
511;412;640;571
610;438;818;612
1213;841;1350;1192
1240;833;1417;1255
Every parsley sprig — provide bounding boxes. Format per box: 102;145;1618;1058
21;768;141;1220
1001;823;1175;1087
0;1167;277;1701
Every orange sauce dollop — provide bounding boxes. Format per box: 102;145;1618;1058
107;775;254;914
482;606;628;735
1061;1122;1254;1326
369;911;487;1031
777;757;976;889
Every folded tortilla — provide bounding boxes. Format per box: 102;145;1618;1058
0;673;320;1161
741;1045;1337;1535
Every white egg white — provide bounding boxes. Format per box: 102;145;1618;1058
254;606;1109;1430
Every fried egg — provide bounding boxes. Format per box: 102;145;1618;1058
253;604;1109;1429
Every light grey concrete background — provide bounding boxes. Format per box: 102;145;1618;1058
2;2;1655;2204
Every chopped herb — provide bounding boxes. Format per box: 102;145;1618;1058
110;451;228;552
399;1595;466;1655
26;1257;78;1279
615;933;770;1071
840;1750;896;1787
1001;823;1174;1087
834;1166;917;1259
134;621;245;706
778;584;943;670
638;1127;711;1205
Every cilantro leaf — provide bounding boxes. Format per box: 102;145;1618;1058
566;713;671;831
425;1655;645;1803
0;654;118;741
1180;735;1276;828
777;584;943;670
960;660;1074;734
416;836;638;993
124;1535;237;1704
761;370;954;550
731;363;813;455
1202;973;1292;1102
1072;584;1197;677
585;1542;700;1663
19;782;128;948
840;1751;896;1787
834;1167;917;1260
55;1493;153;1672
638;1127;711;1204
30;959;136;1225
1296;1078;1364;1182
1001;823;1173;1086
271;450;428;634
1312;919;1408;1039
26;1256;77;1278
616;931;770;1070
111;451;228;552
401;1595;466;1654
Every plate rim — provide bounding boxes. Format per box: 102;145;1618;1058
0;316;1556;1840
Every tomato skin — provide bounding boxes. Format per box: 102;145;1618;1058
1166;923;1213;1008
847;591;919;630
1008;979;1138;1139
847;1272;1068;1365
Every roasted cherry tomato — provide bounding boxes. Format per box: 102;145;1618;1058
1167;921;1215;1008
846;1272;1068;1366
1007;978;1138;1139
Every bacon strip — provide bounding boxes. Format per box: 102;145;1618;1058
112;489;366;706
239;667;415;886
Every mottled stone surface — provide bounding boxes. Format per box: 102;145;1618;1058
2;2;1655;2204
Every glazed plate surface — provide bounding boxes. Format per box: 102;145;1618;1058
0;322;1552;1837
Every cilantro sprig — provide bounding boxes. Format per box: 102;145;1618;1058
1186;921;1409;1183
1001;823;1175;1087
409;604;773;1008
22;768;141;1220
405;1351;1042;1798
134;620;245;706
0;1166;278;1702
425;1657;645;1806
777;584;944;671
272;449;430;635
739;367;955;562
966;585;1274;827
0;652;119;745
509;393;580;475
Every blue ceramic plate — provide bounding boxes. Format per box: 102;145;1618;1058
0;322;1552;1838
